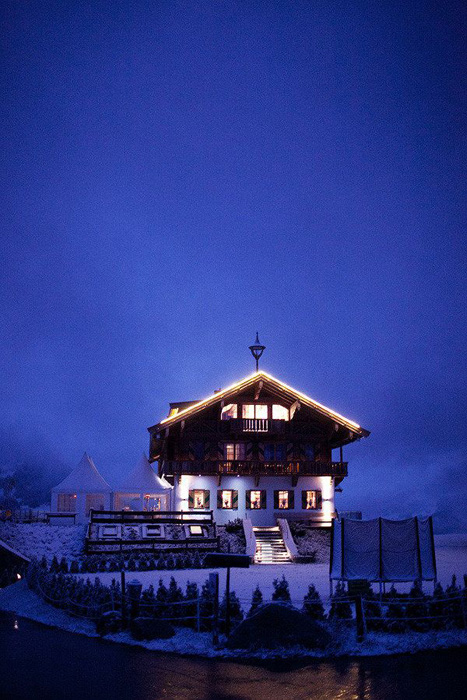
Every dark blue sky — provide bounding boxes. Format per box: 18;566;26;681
1;1;466;523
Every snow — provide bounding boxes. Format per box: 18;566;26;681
0;523;85;561
1;581;466;660
51;452;111;493
69;534;467;606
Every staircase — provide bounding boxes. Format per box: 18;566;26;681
253;526;291;564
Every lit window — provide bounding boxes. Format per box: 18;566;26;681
85;494;105;515
193;490;206;509
57;494;76;513
224;443;245;460
189;525;203;536
221;404;237;420
221;490;232;508
278;491;289;509
250;490;262;509
305;490;318;509
242;404;268;419
142;495;162;511
272;404;289;420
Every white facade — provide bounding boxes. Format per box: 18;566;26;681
113;453;172;512
173;474;335;526
51;453;112;524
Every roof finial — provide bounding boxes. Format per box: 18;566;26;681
249;332;266;372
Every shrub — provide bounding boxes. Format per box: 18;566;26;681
248;585;263;617
183;581;200;628
272;575;291;603
303;584;325;621
225;518;243;533
49;555;60;573
362;589;383;631
69;560;80;574
384;585;406;632
329;581;352;620
199;578;215;630
167;576;184;620
220;589;243;631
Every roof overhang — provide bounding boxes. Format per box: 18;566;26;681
148;370;369;438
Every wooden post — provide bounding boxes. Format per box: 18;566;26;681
209;572;219;646
196;596;201;633
120;569;126;628
225;566;231;637
355;595;365;642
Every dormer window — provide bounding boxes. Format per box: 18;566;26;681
221;404;237;420
272;404;289;421
242;404;268;419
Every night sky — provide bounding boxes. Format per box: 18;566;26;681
1;2;466;526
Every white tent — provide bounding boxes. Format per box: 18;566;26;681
330;516;437;582
51;453;112;524
114;453;172;512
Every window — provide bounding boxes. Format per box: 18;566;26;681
264;444;286;461
272;404;289;420
189;525;204;536
304;444;315;460
224;443;245;460
302;490;322;510
274;490;294;509
188;489;210;510
144;524;163;538
217;489;238;509
85;494;105;516
246;490;266;509
57;493;76;513
143;494;162;511
221;403;237;420
242;404;268;419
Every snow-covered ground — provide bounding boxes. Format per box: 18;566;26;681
71;534;467;606
1;581;466;659
0;523;86;561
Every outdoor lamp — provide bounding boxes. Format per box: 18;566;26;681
249;332;266;372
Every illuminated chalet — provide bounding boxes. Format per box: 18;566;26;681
148;369;369;527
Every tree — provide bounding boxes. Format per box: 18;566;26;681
248;585;263;617
329;581;352;620
272;575;291;602
302;583;325;620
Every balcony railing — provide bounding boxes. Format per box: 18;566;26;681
163;460;348;477
228;418;285;434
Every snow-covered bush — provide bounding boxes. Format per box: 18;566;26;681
248;585;263;617
272;575;291;602
303;583;325;620
219;589;243;631
329;581;352;620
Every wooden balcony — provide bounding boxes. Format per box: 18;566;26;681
163;460;348;478
228;418;286;434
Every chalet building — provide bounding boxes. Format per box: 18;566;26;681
148;366;369;527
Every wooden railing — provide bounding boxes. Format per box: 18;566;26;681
89;510;214;524
163;461;348;477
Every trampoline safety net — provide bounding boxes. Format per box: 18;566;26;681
330;516;436;582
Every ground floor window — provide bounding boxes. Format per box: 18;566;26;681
217;489;238;509
188;489;210;509
85;493;105;515
57;493;76;512
246;490;266;509
274;490;294;509
302;490;322;509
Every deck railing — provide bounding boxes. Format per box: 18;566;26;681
163;460;348;477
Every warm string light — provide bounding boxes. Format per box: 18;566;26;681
158;370;362;431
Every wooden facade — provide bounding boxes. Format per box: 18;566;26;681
147;371;369;526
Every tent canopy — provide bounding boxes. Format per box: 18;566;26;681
52;453;111;494
330;516;437;582
116;453;171;493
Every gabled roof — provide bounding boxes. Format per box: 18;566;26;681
116;453;172;493
148;370;369;437
52;453;112;493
